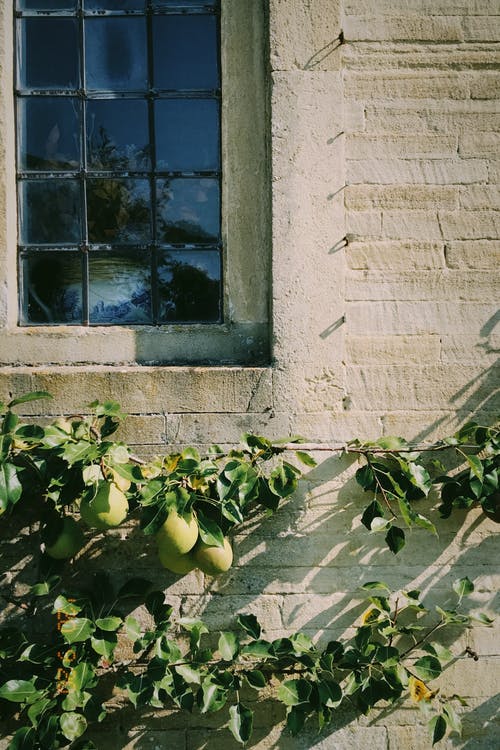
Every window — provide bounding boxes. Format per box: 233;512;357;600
2;0;269;365
16;0;222;326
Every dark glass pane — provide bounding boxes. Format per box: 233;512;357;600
154;1;217;6
20;180;81;244
85;0;144;9
19;97;80;171
89;251;151;324
21;251;82;324
157;178;219;242
155;99;219;171
18;18;79;90
86;99;150;171
18;1;77;8
157;249;220;322
153;15;218;90
87;179;151;243
85;18;147;92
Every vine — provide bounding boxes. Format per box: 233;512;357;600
0;392;497;748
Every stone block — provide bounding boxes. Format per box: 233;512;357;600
346;241;446;270
439;211;500;240
347;159;488;185
165;412;292;445
460;131;500;158
344;15;463;42
445;240;500;269
344;72;469;100
344;0;469;13
345;270;498;302
347;134;457;160
269;0;342;71
346;334;441;365
459;185;500;210
471;72;500;99
365;105;500;136
464;16;500;42
381;210;443;240
345;186;458;211
346;210;382;237
440;335;500;365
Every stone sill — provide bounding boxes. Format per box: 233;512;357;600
0;365;273;415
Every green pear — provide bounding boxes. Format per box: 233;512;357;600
80;482;129;530
193;537;233;576
158;546;197;575
45;517;85;560
156;509;198;555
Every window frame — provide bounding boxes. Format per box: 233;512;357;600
0;0;271;365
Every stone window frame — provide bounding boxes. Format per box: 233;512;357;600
0;0;271;367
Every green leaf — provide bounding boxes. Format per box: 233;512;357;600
471;612;494;625
244;670;266;689
361;581;391;593
277;679;312;707
53;596;83;616
218;631;240;661
413;514;438;535
356;464;375;490
286;706;308;736
413;656;442;681
8;391;52;407
361;500;385;530
124;615;142;642
374;436;408;450
0;628;27;658
197;512;225;548
175;665;201;685
237;613;261;639
61;618;96;644
27;698;54;728
30;575;61;597
443;703;462;734
228;703;254;745
117;578;153;599
60;712;87;741
295;451;317;467
8;726;36;749
385;525;405;554
0;679;38;703
91;633;118;659
430;714;447;745
70;663;96;691
466;454;484;482
179;618;209;652
318;679;342;708
0;461;22;507
199;681;227;713
240;640;274;658
95;616;122;632
453;577;474;599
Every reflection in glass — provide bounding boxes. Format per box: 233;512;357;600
154;1;216;6
18;18;79;90
18;1;77;8
86;99;150;171
22;251;82;324
89;251;151;324
158;249;220;322
155;99;219;171
153;15;218;91
85;0;144;9
87;179;151;243
20;180;81;244
157;178;219;242
85;18;147;92
19;97;80;171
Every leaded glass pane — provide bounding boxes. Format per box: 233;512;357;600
21;251;82;324
85;0;145;9
156;178;219;243
85;18;147;92
86;99;150;171
155;99;219;171
153;15;218;90
89;251;151;324
158;249;220;322
20;180;81;244
19;97;80;171
18;18;79;90
87;179;151;243
18;1;77;9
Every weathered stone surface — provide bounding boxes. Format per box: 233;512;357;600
344;15;464;42
347;241;446;270
347;159;489;185
346;185;459;211
445;240;500;268
346;302;499;335
345;270;499;301
346;334;441;364
344;71;470;100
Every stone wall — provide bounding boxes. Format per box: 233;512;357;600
1;0;499;748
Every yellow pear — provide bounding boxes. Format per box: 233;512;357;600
193;537;233;576
110;468;131;492
45;517;85;560
158;546;197;575
156;509;198;555
80;482;129;530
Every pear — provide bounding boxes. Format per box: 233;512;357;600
158;546;197;575
193;537;233;576
156;509;198;555
110;468;131;493
80;482;129;530
45;517;85;560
